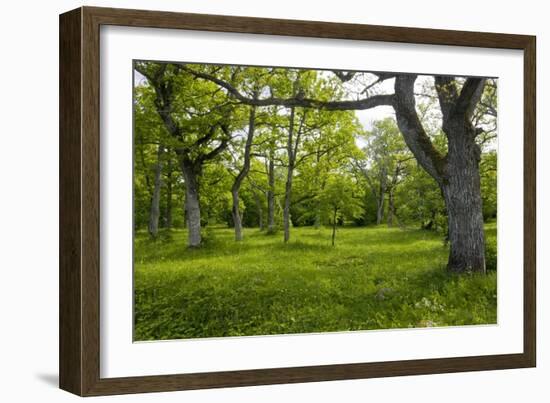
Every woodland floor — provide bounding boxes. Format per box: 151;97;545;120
134;223;497;341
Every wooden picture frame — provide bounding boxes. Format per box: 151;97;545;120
59;6;536;396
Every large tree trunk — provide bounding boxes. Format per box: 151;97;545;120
394;75;486;274
231;106;256;241
148;145;164;238
442;121;486;273
267;156;276;233
179;157;202;247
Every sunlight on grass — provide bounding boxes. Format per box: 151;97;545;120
134;225;497;341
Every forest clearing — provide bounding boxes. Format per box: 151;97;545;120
134;223;496;341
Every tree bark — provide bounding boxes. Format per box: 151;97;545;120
231;106;256;241
231;191;243;240
148;145;164;238
442;120;486;273
178;156;202;247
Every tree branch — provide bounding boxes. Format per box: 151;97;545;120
454;77;486;119
135;63;183;141
232;106;256;193
394;75;446;184
182;66;395;110
434;76;459;121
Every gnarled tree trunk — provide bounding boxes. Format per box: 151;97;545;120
178;156;202;247
442;120;486;273
394;75;486;273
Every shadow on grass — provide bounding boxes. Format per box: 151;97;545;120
136;230;339;264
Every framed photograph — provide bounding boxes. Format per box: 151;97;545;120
59;6;536;396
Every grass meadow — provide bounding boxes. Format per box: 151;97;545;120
134;223;497;341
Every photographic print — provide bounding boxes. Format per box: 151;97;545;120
132;61;498;342
59;8;535;394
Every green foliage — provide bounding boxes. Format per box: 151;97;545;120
480;151;497;221
395;163;447;232
133;63;497;243
199;163;233;225
319;174;363;224
484;221;497;271
134;225;497;340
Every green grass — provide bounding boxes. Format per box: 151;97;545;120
134;223;497;341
